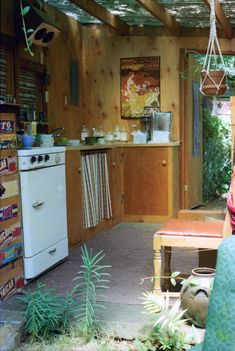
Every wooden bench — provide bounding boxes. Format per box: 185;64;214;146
153;212;232;294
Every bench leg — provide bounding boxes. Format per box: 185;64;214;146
163;246;172;291
153;237;162;295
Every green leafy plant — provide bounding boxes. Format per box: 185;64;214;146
18;283;62;341
141;292;187;333
180;53;235;83
135;291;190;351
19;0;34;56
203;107;232;201
140;271;182;288
60;292;78;331
72;245;111;339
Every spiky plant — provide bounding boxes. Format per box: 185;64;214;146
72;245;111;338
18;283;62;341
59;292;78;331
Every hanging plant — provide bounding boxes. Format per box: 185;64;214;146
200;0;228;96
19;0;34;56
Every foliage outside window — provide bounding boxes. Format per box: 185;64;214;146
203;107;232;202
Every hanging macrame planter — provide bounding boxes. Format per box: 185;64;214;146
200;0;228;96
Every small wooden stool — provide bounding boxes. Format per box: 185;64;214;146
153;219;224;294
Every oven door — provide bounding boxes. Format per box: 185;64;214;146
19;164;67;258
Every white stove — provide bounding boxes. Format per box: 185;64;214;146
17;147;68;280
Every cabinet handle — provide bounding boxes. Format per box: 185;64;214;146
162;160;167;166
49;248;56;255
112;162;116;166
32;201;44;208
78;168;81;173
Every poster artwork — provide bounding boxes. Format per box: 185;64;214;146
0;274;24;302
0;223;21;248
0;180;18;199
121;57;160;118
0;121;14;133
0;155;17;175
0;134;17;149
0;241;23;266
0;203;18;222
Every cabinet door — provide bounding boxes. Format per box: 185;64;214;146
110;147;123;223
66;150;83;246
123;147;168;217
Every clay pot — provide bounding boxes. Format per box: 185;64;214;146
180;267;215;328
200;70;227;96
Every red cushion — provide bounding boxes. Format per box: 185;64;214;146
156;219;223;238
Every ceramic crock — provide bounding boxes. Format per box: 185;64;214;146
180;267;215;328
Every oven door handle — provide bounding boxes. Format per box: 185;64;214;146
32;201;45;208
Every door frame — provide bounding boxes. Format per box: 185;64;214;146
179;49;235;209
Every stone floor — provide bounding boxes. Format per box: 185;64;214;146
0;222;203;351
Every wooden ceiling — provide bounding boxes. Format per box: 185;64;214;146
43;0;235;38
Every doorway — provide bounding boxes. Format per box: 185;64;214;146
180;52;235;210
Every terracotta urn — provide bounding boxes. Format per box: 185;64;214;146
200;70;227;96
180;267;215;328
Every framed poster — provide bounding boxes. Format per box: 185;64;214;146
120;57;160;118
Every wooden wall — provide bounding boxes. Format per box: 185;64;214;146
82;26;235;141
82;27;180;139
1;1;234;142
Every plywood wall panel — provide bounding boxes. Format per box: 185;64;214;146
45;6;83;139
0;0;15;37
82;27;181;140
82;27;234;142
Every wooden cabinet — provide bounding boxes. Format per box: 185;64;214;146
123;146;179;223
66;144;179;246
65;150;83;247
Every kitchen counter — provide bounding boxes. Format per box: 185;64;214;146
66;141;180;151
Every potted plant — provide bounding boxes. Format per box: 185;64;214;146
200;0;228;96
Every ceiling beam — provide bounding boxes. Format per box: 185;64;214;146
202;0;232;39
70;0;129;35
136;0;181;36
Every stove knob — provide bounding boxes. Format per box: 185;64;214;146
38;155;43;162
44;154;50;162
30;156;37;163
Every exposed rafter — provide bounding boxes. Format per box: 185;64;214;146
202;0;232;39
136;0;181;36
70;0;129;35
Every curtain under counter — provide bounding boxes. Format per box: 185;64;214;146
81;151;112;229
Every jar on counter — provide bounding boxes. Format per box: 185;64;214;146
113;125;120;142
120;128;128;142
105;132;113;144
81;125;89;143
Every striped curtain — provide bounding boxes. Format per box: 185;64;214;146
81;151;112;229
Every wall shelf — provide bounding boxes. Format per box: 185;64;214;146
0;103;21;107
19;120;51;125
